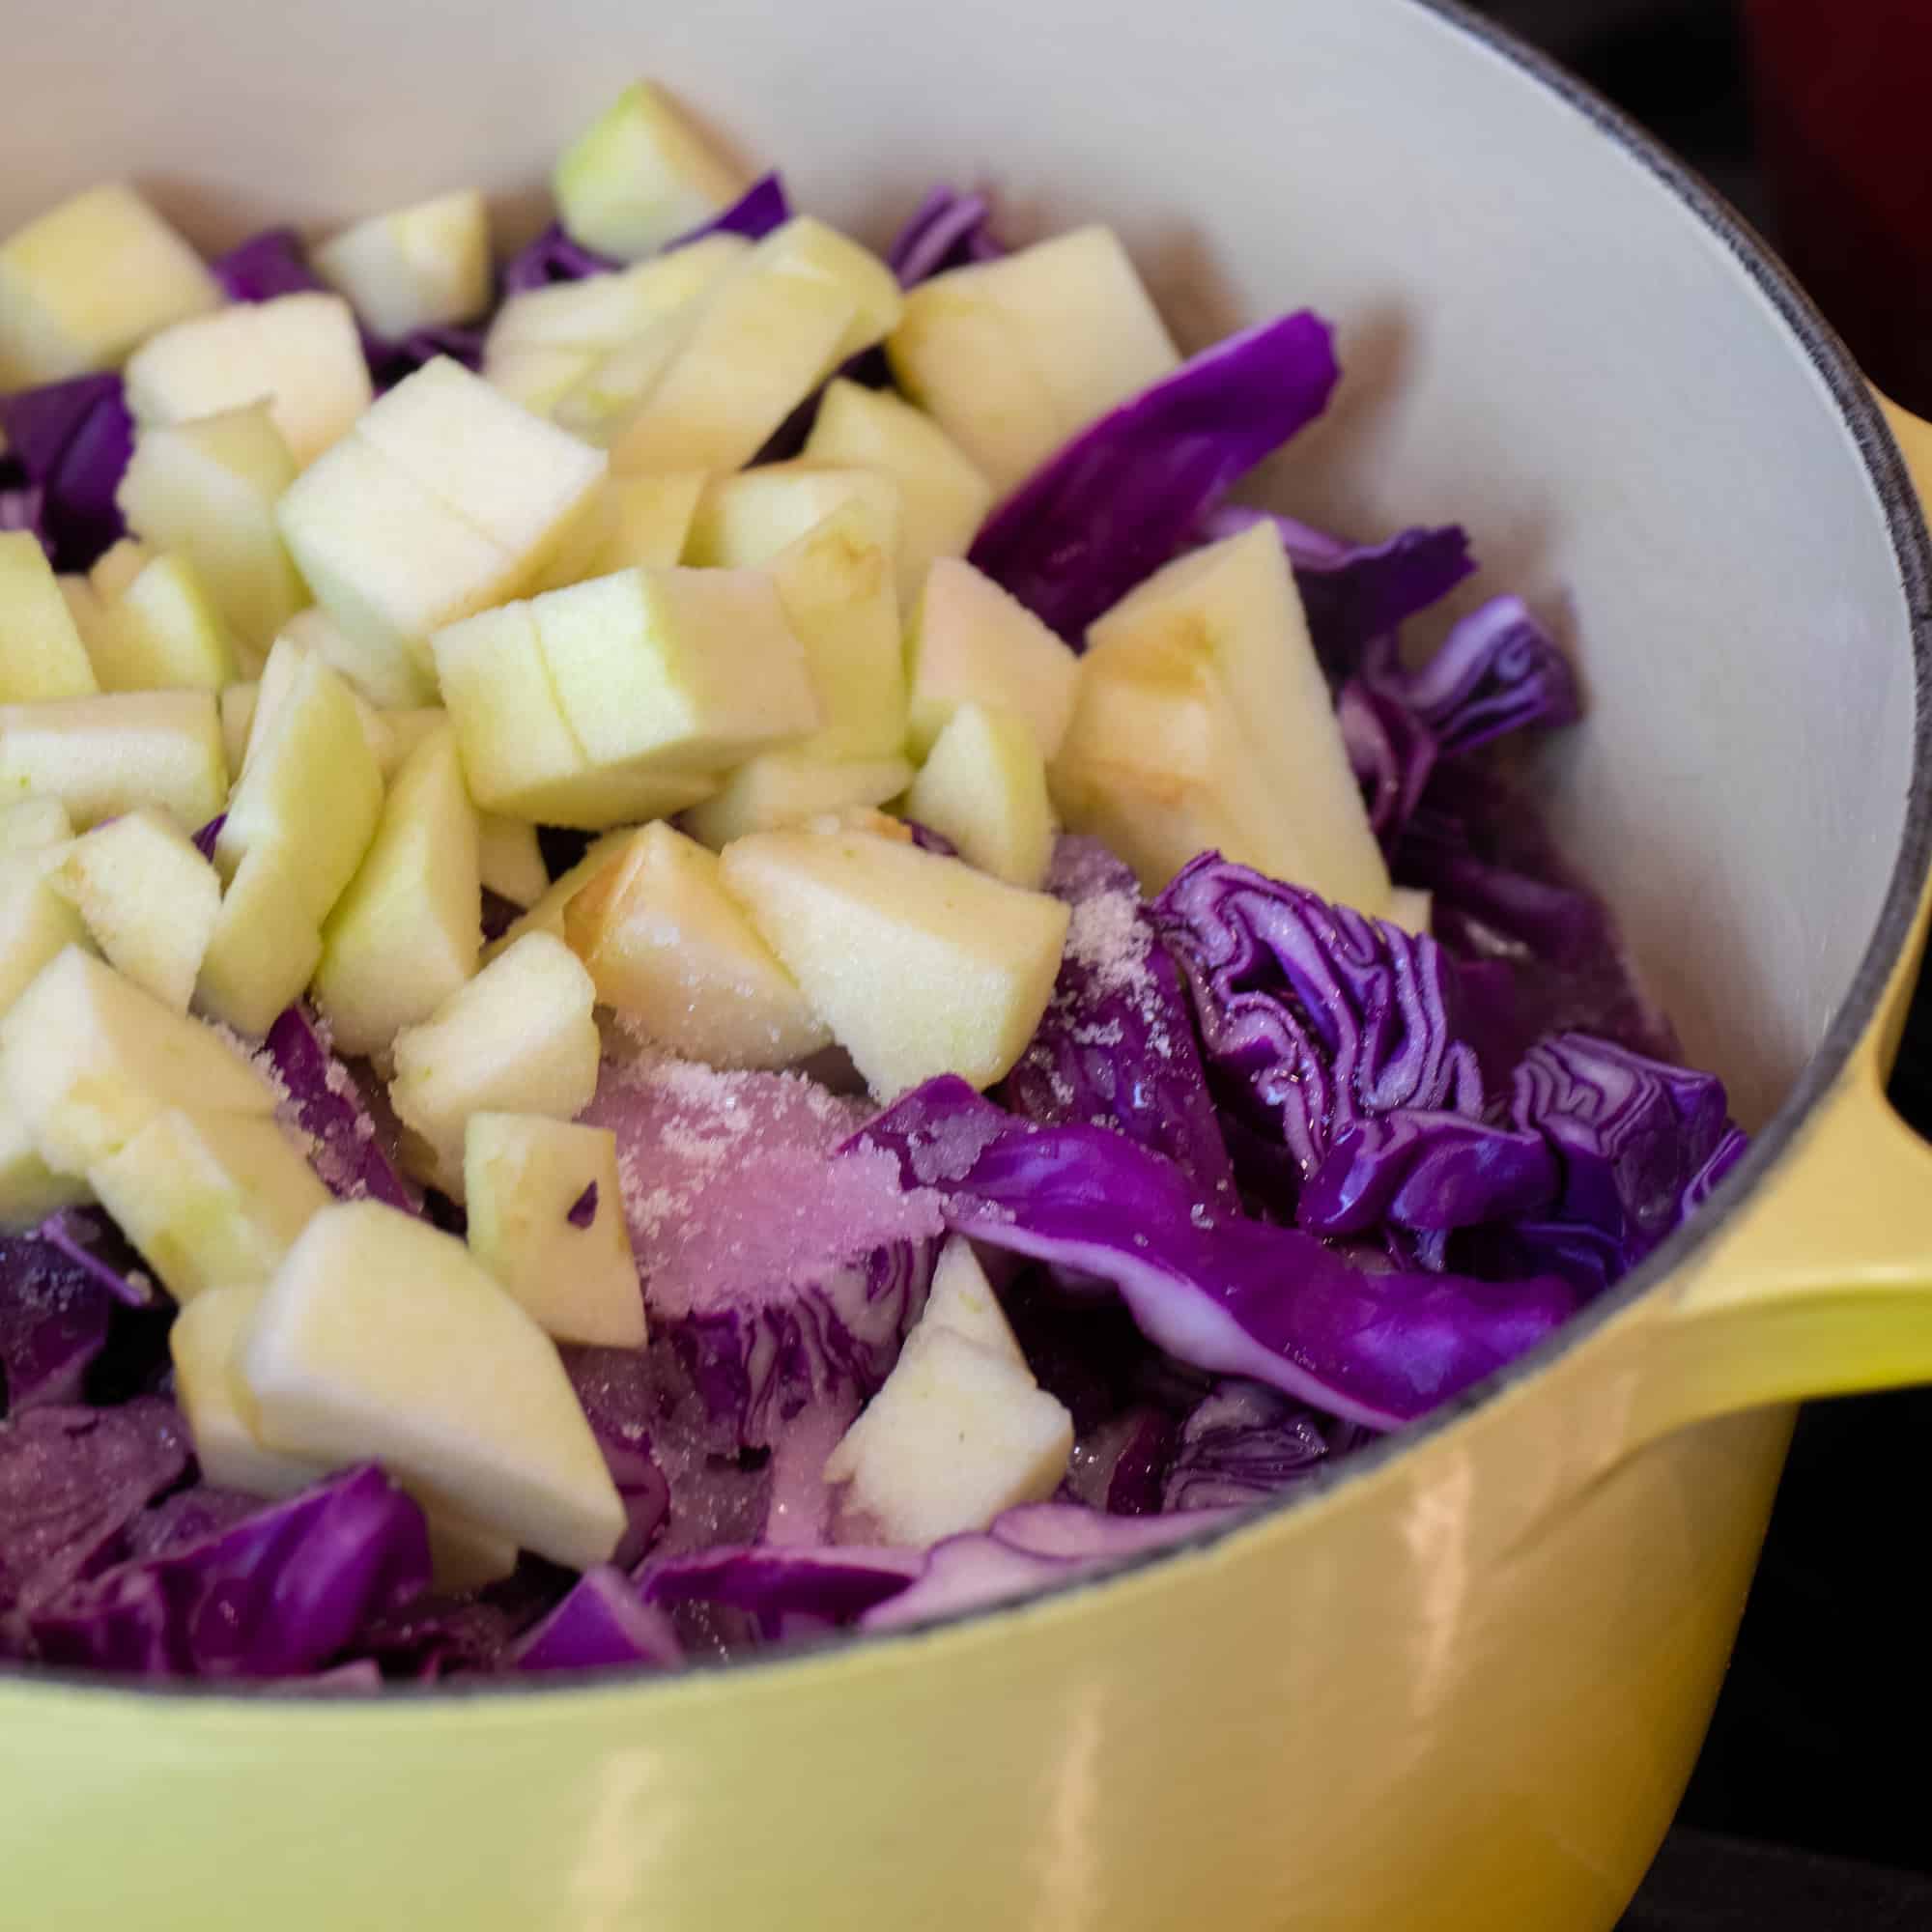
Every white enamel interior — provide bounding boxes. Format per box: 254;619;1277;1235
5;0;1916;1128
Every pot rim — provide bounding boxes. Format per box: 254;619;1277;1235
10;0;1931;1710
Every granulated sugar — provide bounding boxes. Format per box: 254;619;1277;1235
582;1045;944;1320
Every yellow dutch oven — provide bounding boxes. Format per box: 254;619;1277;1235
7;1;1932;1927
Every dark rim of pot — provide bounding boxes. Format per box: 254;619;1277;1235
11;0;1932;1706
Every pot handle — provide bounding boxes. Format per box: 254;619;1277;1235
1631;390;1932;1442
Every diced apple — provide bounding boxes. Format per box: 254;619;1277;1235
434;594;723;831
536;565;820;773
0;184;221;386
278;361;607;680
276;604;434;712
240;1199;625;1569
534;471;705;590
388;931;599;1195
683;464;902;571
375;706;444;777
802;379;995;606
356;356;607;559
52;808;221;1011
916;1236;1027;1369
428;599;591;814
89;539;155;604
680;752;911;851
483;235;746;416
549;323;709;448
0;689;226;830
0;1098;92;1232
887;227;1179;495
0;795;73;855
562;821;827;1066
312;189;493;341
312;724;481;1057
238;637;390;785
719;829;1069;1094
1085;525;1391;913
171;1285;331;1500
193;852;322;1037
214;641;384;926
90;1105;331;1302
218;683;257;776
464;1112;643;1348
0;946;277;1176
117;402;308;652
489;236;749;359
904;702;1053;889
825;1323;1071;1545
0;531;99;700
0;840;91;1020
85;552;240;695
553;80;749;262
124;293;373;468
483;830;629;961
608;219;902;474
907;555;1078;761
1050;645;1291;893
424;1512;520;1591
477;814;548;908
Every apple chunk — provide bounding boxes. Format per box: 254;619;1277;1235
0;809;92;1020
535;471;706;589
464;1113;643;1348
825;1323;1071;1545
683;464;901;571
562;821;827;1067
193;853;324;1038
388;931;599;1196
312;723;481;1057
802;379;994;608
171;1285;331;1500
0;183;221;385
124;293;373;468
907;556;1078;761
52;808;221;1011
1084;524;1391;913
213;640;384;930
679;752;912;851
0;946;278;1176
0;1099;91;1232
240;1199;625;1570
312;189;494;341
89;1105;331;1303
534;565;820;773
0;531;99;700
553;80;750;262
117;401;309;653
919;1236;1027;1369
904;702;1054;889
719;829;1069;1094
477;814;549;908
86;552;240;695
0;690;227;831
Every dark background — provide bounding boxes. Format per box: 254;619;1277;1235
1462;1;1932;1919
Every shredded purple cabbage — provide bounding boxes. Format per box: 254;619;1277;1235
261;1007;417;1211
969;311;1342;642
0;373;134;571
887;185;1005;286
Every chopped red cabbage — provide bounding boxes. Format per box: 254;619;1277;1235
0;1236;116;1416
33;1208;158;1307
851;1078;1577;1430
514;1565;682;1672
261;1006;418;1211
0;1399;189;1635
30;1465;430;1679
0;373;134;571
1003;838;1238;1213
969;310;1341;643
887;185;1004;286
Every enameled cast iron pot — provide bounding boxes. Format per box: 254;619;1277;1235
6;2;1932;1925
